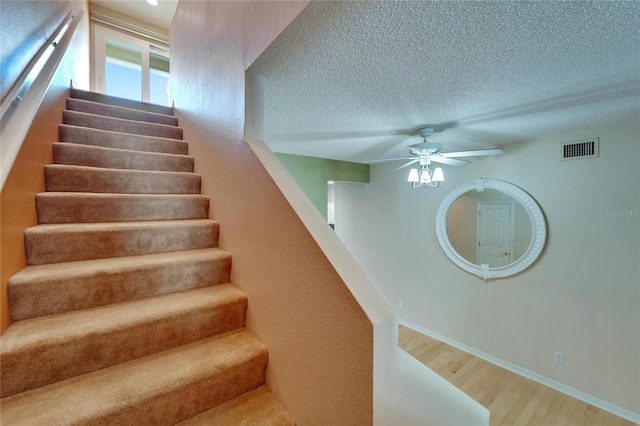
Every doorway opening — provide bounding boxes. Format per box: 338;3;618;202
327;181;335;230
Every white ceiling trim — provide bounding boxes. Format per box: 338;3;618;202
90;10;169;48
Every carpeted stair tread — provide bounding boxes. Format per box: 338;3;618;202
1;88;290;424
60;124;188;154
36;192;209;223
45;164;201;194
8;248;231;321
178;386;296;426
53;142;194;172
64;110;183;139
0;284;248;397
70;87;174;115
25;219;218;265
67;98;179;126
0;329;268;425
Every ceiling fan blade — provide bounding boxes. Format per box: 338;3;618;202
439;148;504;158
394;159;420;170
362;157;415;164
431;156;471;166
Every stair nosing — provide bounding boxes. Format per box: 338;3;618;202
9;247;230;282
59;123;188;146
53;142;194;161
176;386;295;426
63;110;183;140
25;218;217;233
52;143;194;173
37;191;209;199
9;248;231;322
1;286;249;397
36;192;210;224
45;163;201;178
70;87;174;116
63;110;183;132
1;285;246;349
58;123;188;155
24;220;218;265
67;98;178;125
0;329;267;424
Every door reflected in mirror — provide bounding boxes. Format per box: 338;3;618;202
446;190;533;267
435;178;546;280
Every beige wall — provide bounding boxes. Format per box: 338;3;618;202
170;2;374;424
335;123;640;417
1;0;90;333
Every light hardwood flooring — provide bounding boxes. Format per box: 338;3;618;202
398;325;637;426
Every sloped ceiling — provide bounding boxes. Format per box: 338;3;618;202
249;1;640;163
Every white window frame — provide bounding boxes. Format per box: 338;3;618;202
91;24;169;103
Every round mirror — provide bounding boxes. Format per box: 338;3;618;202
436;178;546;280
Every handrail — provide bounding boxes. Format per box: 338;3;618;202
0;10;85;190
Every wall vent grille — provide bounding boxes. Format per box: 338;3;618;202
561;138;599;160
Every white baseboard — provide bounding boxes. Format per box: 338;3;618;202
398;319;640;425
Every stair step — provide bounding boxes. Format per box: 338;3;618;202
45;164;201;194
64;110;183;140
36;192;209;223
178;386;295;425
0;329;267;425
1;285;248;397
8;248;231;321
67;98;179;126
60;124;188;155
70;87;174;115
25;219;218;265
53;142;194;172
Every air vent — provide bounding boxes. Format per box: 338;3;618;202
561;138;599;160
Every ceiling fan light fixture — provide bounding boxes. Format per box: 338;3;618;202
408;164;442;189
420;168;432;184
365;127;501;191
432;167;444;182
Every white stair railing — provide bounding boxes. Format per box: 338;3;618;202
1;10;84;190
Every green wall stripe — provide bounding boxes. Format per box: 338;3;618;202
275;153;369;220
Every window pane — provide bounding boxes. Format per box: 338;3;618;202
150;52;169;73
150;52;170;106
105;38;142;101
150;69;170;106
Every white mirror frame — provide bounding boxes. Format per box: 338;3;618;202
436;178;547;280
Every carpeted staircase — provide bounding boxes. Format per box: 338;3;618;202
0;89;295;425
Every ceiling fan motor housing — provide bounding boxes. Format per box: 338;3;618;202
418;127;435;138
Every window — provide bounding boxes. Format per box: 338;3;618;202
93;25;170;106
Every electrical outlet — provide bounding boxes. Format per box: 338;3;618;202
396;298;402;307
554;352;564;365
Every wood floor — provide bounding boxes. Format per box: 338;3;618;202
398;325;638;426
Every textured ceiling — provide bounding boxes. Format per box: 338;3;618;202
249;1;640;163
90;0;178;30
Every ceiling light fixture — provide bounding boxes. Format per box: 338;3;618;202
147;0;158;5
407;158;444;188
364;127;502;190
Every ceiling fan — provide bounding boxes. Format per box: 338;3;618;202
363;127;504;188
